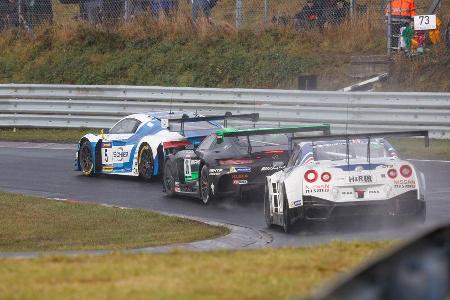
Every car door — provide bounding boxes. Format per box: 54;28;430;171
101;118;142;173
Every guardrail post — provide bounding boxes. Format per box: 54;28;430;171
236;0;243;29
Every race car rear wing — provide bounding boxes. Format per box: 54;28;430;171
290;130;429;146
291;130;429;166
162;112;259;134
216;124;331;154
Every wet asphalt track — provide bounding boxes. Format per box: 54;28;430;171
0;141;449;247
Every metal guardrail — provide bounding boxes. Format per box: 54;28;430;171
1;84;450;138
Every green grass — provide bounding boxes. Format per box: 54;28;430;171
0;14;385;90
0;128;100;143
389;138;450;160
0;192;228;251
0;241;392;300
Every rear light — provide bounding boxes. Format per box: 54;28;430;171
163;140;191;148
218;159;254;166
304;170;318;183
387;169;397;179
263;150;286;155
400;165;412;178
321;172;332;182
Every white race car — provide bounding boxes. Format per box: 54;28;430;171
75;111;257;180
264;131;428;232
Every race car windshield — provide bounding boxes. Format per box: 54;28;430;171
170;121;220;132
229;134;289;155
313;140;389;161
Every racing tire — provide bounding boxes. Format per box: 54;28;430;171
264;184;273;228
282;186;291;233
79;141;95;176
138;144;154;182
199;165;214;204
414;202;426;224
163;160;176;197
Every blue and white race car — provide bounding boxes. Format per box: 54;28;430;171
75;111;225;180
264;131;429;232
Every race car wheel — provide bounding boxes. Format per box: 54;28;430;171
163;161;176;197
264;184;273;228
138;144;154;181
79;142;94;176
413;202;426;224
200;165;214;204
282;186;291;233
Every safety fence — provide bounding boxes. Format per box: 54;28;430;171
0;0;441;32
1;84;450;138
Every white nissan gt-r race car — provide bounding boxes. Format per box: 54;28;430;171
264;131;429;232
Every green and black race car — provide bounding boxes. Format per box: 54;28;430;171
163;124;330;204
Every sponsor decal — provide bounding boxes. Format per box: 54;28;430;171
261;165;285;171
305;184;330;194
191;160;201;165
184;159;200;182
341;191;353;195
294;200;302;207
184;159;192;177
347;175;374;184
185;172;199;182
232;174;249;180
209;168;223;174
229;167;251;173
368;190;380;194
102;145;133;164
210;183;215;195
113;147;130;162
273;161;284;167
103;165;113;172
394;179;416;189
175;187;181;192
233;180;248;185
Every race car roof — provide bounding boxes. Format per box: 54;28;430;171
216;124;331;138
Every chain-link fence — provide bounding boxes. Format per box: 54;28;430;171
0;0;447;32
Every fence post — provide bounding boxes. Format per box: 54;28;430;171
386;0;392;59
349;0;353;17
264;0;268;25
236;0;243;28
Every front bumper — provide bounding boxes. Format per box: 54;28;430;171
298;190;424;220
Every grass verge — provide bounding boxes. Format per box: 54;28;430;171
0;128;99;143
388;137;450;160
0;192;228;251
0;241;392;300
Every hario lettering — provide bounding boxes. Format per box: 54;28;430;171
348;175;373;183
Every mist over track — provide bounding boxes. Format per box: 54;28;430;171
1;141;449;247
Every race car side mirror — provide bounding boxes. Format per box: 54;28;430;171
217;136;223;144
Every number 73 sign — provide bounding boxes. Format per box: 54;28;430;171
414;15;437;30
